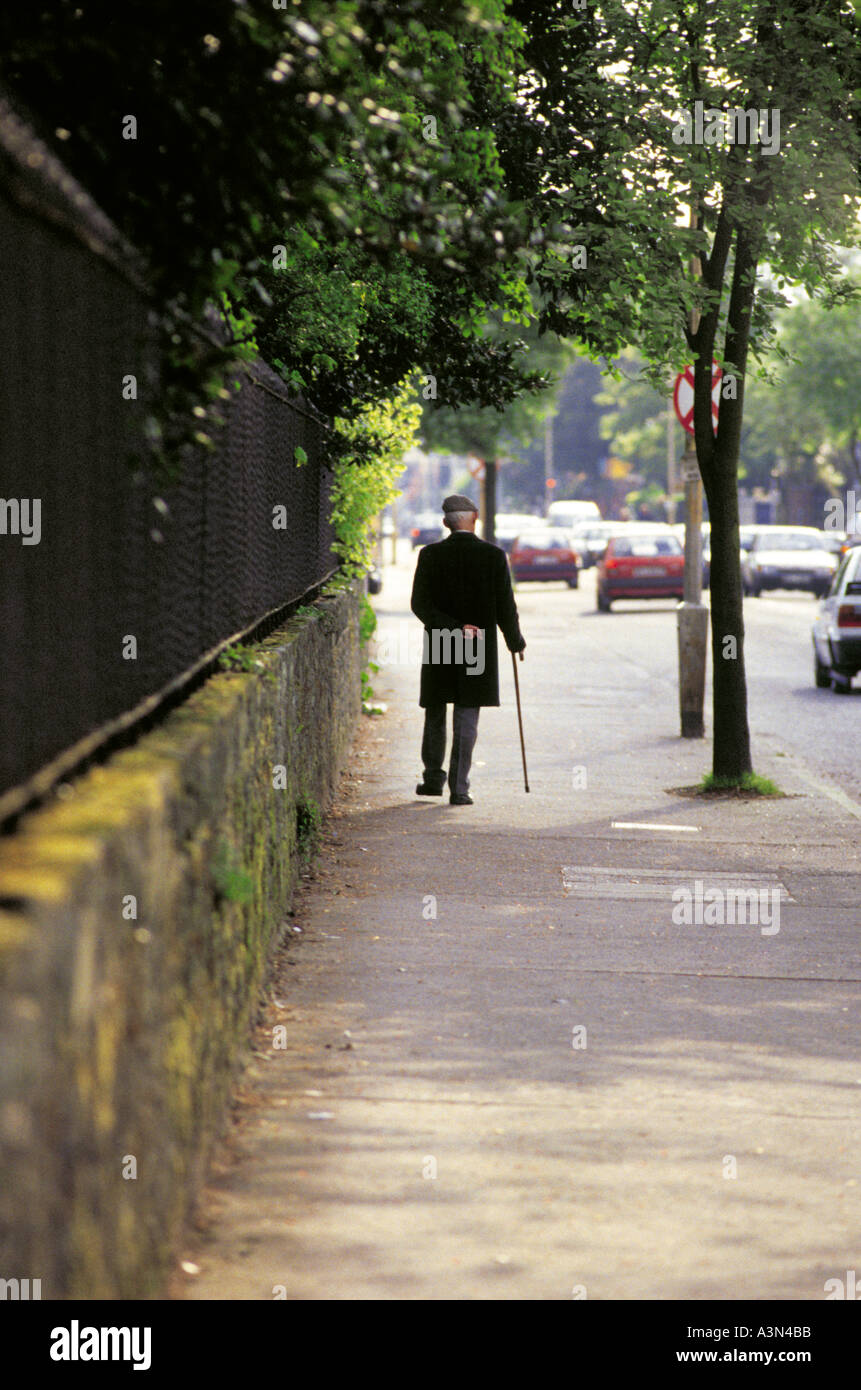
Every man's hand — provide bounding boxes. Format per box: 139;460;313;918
463;624;482;638
518;649;525;662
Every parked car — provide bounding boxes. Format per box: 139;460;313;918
741;527;838;597
812;545;861;692
494;512;544;554
819;528;847;556
410;512;445;548
670;521;711;585
547;499;601;529
739;523;774;554
701;523;711;587
510;531;580;587
567;520;618;568
595;531;684;611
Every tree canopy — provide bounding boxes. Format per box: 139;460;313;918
490;0;861;778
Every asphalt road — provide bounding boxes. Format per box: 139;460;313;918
512;560;858;804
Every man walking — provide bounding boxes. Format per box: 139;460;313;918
410;494;526;805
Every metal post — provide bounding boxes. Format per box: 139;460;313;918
676;202;709;739
666;404;677;524
544;414;553;517
483;459;497;546
683;437;703;605
677;435;709;738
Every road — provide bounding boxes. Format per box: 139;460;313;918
509;559;858;804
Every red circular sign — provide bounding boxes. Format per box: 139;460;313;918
673;362;722;436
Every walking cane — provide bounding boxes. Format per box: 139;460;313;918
511;652;529;793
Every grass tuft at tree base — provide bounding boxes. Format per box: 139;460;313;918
700;772;783;797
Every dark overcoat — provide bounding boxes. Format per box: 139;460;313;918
410;530;525;707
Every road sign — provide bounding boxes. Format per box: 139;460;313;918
468;455;486;481
673;362;722;436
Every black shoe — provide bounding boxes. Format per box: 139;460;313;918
449;794;473;806
416;782;444;796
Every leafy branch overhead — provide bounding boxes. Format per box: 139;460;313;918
0;1;550;462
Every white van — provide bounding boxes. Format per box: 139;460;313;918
547;499;601;527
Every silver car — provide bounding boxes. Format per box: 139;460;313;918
567;519;619;568
742;527;838;598
812;546;861;692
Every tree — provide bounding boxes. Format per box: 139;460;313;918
551;357;615;493
252;223;539;423
595;352;676;495
329;384;422;574
0;1;544;465
498;0;861;779
419;328;579;521
765;292;861;491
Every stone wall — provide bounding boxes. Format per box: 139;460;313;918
0;587;360;1298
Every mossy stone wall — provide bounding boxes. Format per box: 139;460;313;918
0;588;360;1298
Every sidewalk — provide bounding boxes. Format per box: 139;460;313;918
175;558;861;1301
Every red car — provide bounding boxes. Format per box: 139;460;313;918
596;531;684;611
510;531;580;587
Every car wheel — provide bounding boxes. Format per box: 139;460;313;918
831;672;852;693
814;646;831;689
748;583;760;597
597;588;611;613
567;578;579;589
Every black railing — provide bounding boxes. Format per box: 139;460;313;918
0;97;337;815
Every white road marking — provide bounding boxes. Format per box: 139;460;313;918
611;820;700;833
782;762;861;821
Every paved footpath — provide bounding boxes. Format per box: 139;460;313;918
174;558;861;1301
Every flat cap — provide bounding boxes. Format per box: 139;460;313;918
442;493;479;514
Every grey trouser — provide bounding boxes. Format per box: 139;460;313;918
421;704;480;797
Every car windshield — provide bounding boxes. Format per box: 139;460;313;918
755;532;821;551
844;551;861;590
612;536;682;557
518;534;568;549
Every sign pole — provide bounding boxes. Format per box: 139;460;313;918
677;432;708;737
544;415;553;518
666;403;677;525
483;458;497;547
675;207;711;739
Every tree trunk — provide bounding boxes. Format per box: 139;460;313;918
694;218;761;780
702;461;752;778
